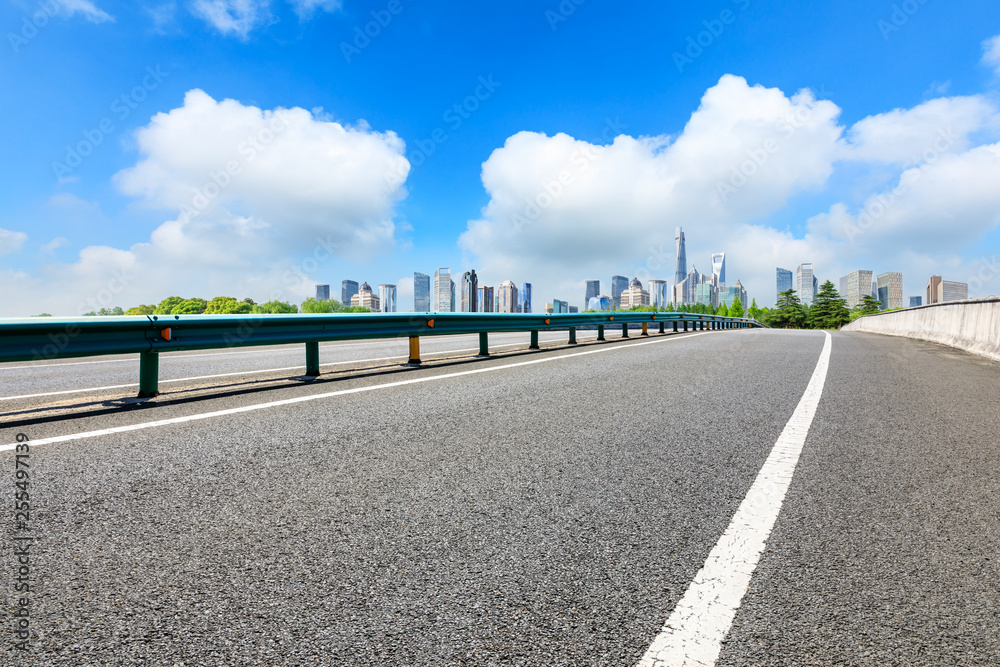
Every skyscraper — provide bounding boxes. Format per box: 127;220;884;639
876;272;903;310
341;280;359;306
497;280;518;313
378;284;396;313
350;282;380;311
585;280;600;310
433;268;453;312
909;296;922;308
794;264;816;306
620;278;650;309
927;276;969;303
478;286;494;312
413;272;430;312
315;284;330;301
841;270;875;309
711;252;726;286
776;267;793;303
675;227;687;285
519;282;532;313
460;270;478;312
648;279;668;307
610;275;628;310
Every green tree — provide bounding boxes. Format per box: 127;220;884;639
729;298;745;318
172;298;208;314
747;298;760;320
32;313;52;317
125;305;156;315
858;295;882;315
764;289;807;328
808;280;850;329
300;297;334;313
718;302;730;317
251;300;299;314
155;296;185;314
204;296;253;314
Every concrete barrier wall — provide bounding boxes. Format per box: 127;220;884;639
842;297;1000;362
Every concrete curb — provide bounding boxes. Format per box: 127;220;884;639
842;297;1000;362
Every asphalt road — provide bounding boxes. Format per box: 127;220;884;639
1;328;997;665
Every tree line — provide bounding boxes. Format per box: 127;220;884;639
72;296;371;316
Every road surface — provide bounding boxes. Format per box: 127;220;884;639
1;328;997;665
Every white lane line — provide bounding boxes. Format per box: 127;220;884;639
0;332;707;451
636;332;832;667
0;334;599;401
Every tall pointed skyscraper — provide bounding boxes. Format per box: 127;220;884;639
675;227;687;285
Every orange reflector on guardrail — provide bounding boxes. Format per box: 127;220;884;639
160;328;171;341
427;320;434;328
544;319;550;325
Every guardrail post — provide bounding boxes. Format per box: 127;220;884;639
673;322;678;333
530;330;539;349
408;336;421;364
597;324;605;341
659;322;665;334
305;342;320;377
568;327;577;344
682;321;687;332
641;322;649;336
478;332;490;357
622;323;629;338
138;352;159;397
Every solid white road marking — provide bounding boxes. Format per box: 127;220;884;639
0;332;707;451
0;334;599;401
635;332;832;667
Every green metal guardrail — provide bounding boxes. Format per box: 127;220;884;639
0;312;764;397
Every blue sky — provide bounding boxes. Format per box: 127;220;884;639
2;0;1000;315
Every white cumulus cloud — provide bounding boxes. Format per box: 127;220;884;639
1;90;409;316
0;228;28;256
59;0;114;23
983;34;1000;75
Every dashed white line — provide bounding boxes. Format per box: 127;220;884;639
635;332;832;667
0;332;706;452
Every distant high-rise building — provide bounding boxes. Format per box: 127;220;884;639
378;284;396;313
588;295;613;311
350;282;380;311
876;272;903;310
719;281;748;308
568;306;578;313
315;284;330;301
794;263;817;306
610;275;629;309
695;282;718;308
553;299;569;313
497;280;518;313
942;280;968;302
433;268;453;312
927;276;968;303
519;282;532;313
620;277;650;309
413;272;430;312
477;286;494;312
341;280;359;306
776;268;793;304
648;279;668;307
585;280;600;310
675;227;687;285
909;296;922;308
841;270;875;309
460;270;478;313
544;302;554;314
711;252;726;286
